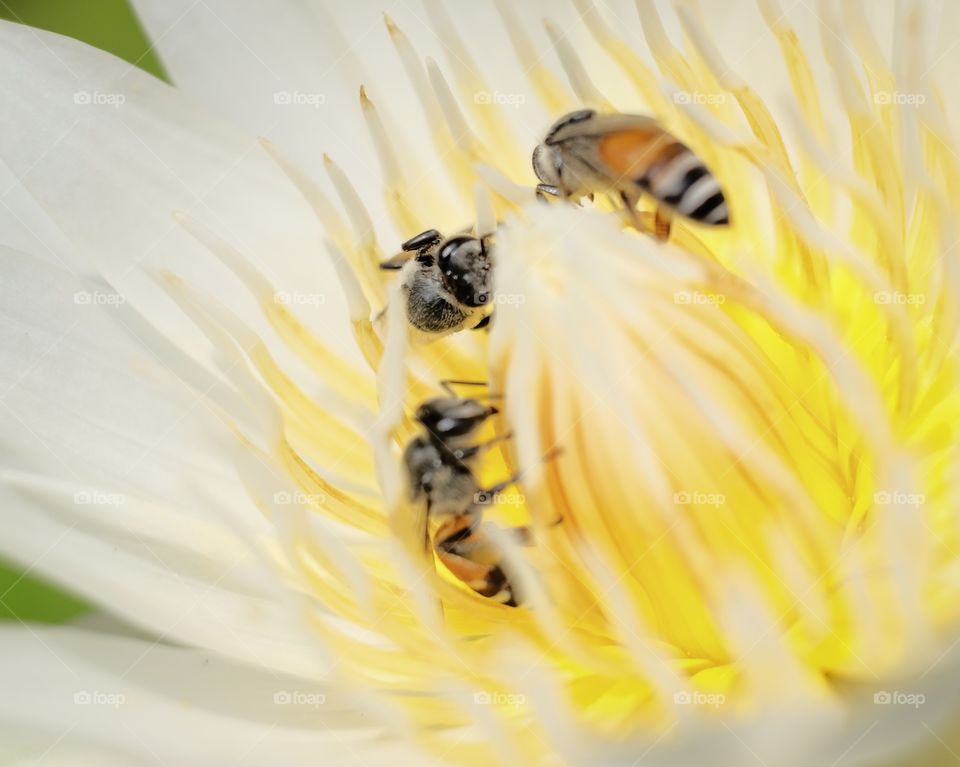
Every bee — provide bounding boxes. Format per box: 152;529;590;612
402;392;503;519
532;109;730;238
433;514;531;607
402;385;555;606
380;228;493;337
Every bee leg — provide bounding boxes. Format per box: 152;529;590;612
474;446;563;504
471;313;493;331
465;432;513;457
654;206;673;241
536;183;561;201
618;190;644;231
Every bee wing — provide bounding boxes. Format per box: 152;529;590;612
546;112;662;144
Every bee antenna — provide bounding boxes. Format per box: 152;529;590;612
440;379;487;395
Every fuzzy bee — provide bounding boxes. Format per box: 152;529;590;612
532;109;730;238
380;228;493;338
402;387;544;606
402;393;501;519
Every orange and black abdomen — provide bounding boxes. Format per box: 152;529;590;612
598;129;729;226
434;516;520;606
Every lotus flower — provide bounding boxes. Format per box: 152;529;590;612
3;0;960;764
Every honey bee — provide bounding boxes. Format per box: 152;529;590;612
433;514;531;607
532;109;730;238
380;228;493;337
402;392;502;519
402;385;558;606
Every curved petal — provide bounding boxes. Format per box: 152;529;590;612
0;19;363;371
0;624;418;766
0;245;241;508
0;246;328;675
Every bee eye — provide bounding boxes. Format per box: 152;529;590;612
436;237;490;309
437;236;474;267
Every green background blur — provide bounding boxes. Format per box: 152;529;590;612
0;0;165;623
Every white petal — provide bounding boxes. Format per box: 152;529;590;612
0;473;328;679
0;246;242;508
0;625;418;766
0;19;363;370
128;0;430;242
0;248;331;675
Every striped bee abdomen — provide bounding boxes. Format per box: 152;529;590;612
638;148;729;226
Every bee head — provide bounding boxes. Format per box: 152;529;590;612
532;143;562;187
415;397;497;440
437;236;492;308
